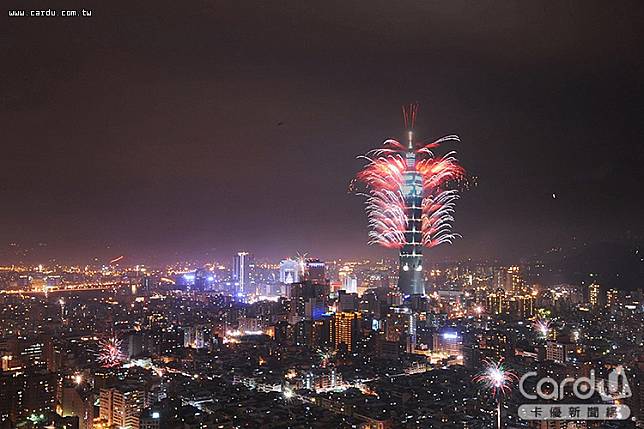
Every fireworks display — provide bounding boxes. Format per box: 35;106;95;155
533;318;552;338
355;105;465;249
474;359;517;398
98;336;125;367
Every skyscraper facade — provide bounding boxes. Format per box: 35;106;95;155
397;132;424;296
232;252;251;296
304;259;326;284
333;311;361;352
279;259;300;284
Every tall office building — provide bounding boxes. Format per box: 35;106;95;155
356;105;465;297
606;288;619;308
99;386;150;429
279;259;300;284
342;274;358;294
303;259;326;284
333;312;361;352
433;330;463;357
507;266;523;292
396;135;425;296
0;370;56;425
232;252;251;296
589;282;601;307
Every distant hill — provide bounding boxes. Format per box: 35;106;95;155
533;241;643;290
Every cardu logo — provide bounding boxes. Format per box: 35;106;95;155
518;366;632;421
597;366;632;401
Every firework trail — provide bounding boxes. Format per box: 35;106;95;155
98;336;125;367
355;106;465;249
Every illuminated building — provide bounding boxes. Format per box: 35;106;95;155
507;266;523;292
183;325;208;349
433;330;462;357
99;386;150;429
545;341;573;364
304;259;326;284
486;291;506;315
333;312;361;352
0;370;56;425
509;294;534;319
232;251;251;296
589;282;601;307
396;134;425;296
606;288;619;308
480;332;511;361
342;274;358;294
463;332;511;368
355;104;465;297
383;307;417;353
279;259;300;284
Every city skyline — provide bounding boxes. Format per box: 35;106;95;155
2;3;643;429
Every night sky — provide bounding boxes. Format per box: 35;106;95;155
2;1;644;264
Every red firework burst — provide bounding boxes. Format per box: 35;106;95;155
98;336;125;367
356;106;465;249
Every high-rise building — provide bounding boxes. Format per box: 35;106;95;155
487;291;506;315
99;386;150;429
433;330;462;357
61;383;95;429
333;312;361;352
509;294;534;319
396;136;425;296
304;259;326;284
279;259;300;284
356;104;464;298
232;252;251;296
342;274;358;294
545;341;573;364
507;266;523;292
606;288;619;308
589;282;601;307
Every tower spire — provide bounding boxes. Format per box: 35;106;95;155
402;102;419;150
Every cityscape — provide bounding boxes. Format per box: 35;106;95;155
3;1;643;429
0;253;642;428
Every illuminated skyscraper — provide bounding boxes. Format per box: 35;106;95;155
397;131;425;296
589;282;601;307
232;252;251;296
356;104;465;297
606;288;619;308
279;259;300;284
433;330;463;357
304;259;326;284
333;312;361;352
99;386;150;429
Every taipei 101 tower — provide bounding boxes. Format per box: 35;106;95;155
397;125;425;295
356;104;465;296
